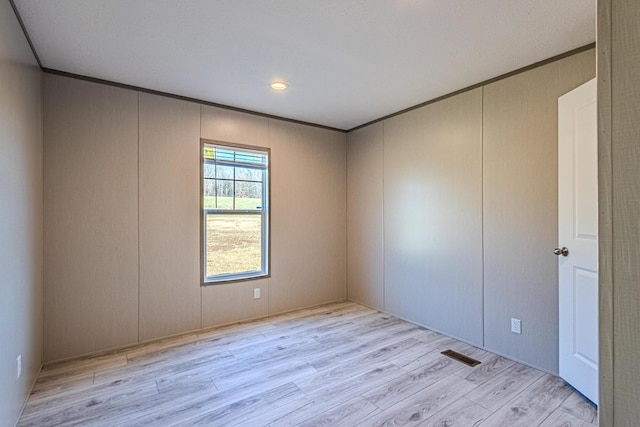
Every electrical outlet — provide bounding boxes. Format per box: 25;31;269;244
253;288;261;299
511;318;522;334
16;355;22;378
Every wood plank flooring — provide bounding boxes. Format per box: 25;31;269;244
18;301;597;426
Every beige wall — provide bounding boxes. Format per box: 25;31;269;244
268;120;347;314
0;2;43;426
347;122;384;310
384;88;484;345
483;50;595;371
43;75;347;362
598;0;640;425
139;94;202;341
347;49;595;372
43;75;140;362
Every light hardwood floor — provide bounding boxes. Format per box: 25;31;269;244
18;301;597;426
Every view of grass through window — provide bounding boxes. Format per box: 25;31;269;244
205;214;262;277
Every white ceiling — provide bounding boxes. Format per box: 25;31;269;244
13;0;595;130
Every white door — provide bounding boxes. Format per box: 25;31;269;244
557;78;598;404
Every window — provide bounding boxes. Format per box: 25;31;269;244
202;141;269;283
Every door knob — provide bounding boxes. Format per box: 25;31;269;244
554;247;569;256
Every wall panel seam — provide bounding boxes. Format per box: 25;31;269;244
40;72;45;362
199;103;204;330
267;118;272;317
137;90;141;343
481;85;485;348
381;121;386;312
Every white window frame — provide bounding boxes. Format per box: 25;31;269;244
201;140;270;284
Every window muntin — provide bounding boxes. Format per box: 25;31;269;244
202;142;269;283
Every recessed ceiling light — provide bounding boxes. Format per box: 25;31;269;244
270;81;288;91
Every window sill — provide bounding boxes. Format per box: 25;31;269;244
201;272;270;286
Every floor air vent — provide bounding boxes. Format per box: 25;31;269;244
441;349;481;367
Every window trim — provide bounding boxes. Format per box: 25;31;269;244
200;139;271;285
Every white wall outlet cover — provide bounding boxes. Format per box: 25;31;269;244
253;288;261;299
511;318;522;334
